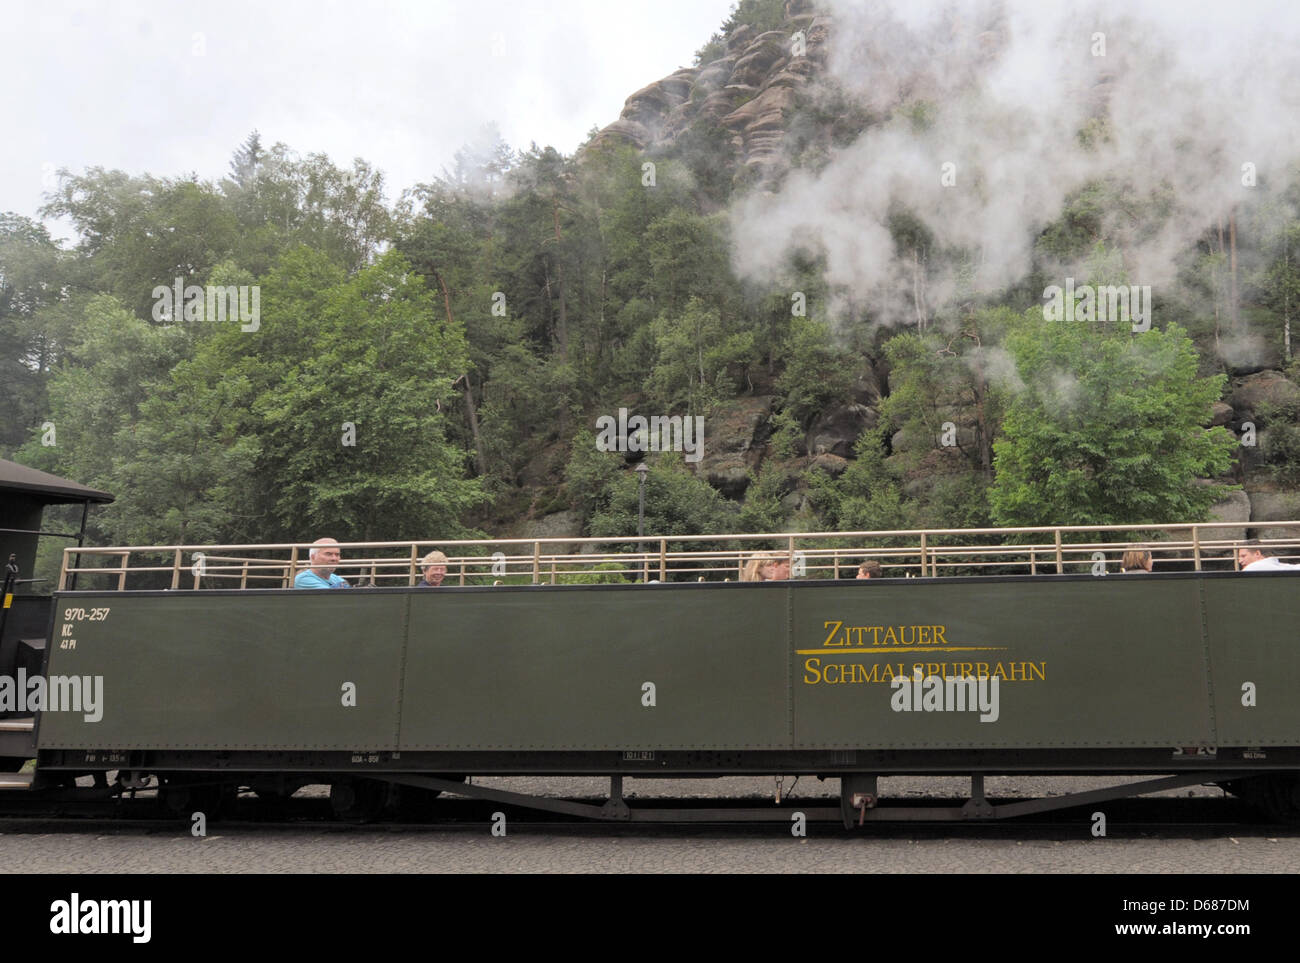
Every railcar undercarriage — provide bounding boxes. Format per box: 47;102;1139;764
5;756;1300;826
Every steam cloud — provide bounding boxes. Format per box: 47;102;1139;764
730;0;1300;335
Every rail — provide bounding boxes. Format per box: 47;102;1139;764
55;520;1300;591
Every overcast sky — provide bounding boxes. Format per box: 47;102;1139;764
2;0;736;236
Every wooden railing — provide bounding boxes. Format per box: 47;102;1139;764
56;521;1300;591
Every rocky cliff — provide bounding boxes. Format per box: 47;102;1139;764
588;0;829;187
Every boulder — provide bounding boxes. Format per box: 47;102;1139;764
808;452;848;477
1236;427;1270;473
703;458;752;499
850;362;886;405
1191;489;1251;546
1206;401;1234;428
1229;370;1300;419
1249;490;1300;541
806;403;877;457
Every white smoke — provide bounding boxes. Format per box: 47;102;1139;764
731;0;1300;334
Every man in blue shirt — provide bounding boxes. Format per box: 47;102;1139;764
293;538;352;588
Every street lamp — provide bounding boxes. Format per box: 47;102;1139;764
635;462;649;581
635;462;649;538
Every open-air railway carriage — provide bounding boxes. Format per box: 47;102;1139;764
3;522;1299;826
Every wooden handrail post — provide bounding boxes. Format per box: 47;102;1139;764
118;551;128;591
659;539;667;582
170;548;182;590
409;544;419;586
240;560;249;589
532;541;540;585
1054;530;1063;574
287;546;299;590
1192;526;1202;572
919;532;928;578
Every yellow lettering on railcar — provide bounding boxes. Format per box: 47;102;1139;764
801;659;1046;686
804;658;822;684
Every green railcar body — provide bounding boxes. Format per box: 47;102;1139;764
32;572;1300;772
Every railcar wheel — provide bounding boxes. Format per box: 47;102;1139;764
1221;775;1300;822
159;780;232;819
330;779;390;821
1260;775;1300;822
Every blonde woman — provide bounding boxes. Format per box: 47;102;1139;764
1120;545;1153;574
741;551;792;582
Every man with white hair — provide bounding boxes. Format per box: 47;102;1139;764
293;537;352;588
417;550;448;588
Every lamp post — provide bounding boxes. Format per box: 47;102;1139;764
635;462;649;581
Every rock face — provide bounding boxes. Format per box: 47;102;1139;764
1207;490;1252;544
1206;401;1234;428
806;403;877;457
517;509;584;555
570;5;1300;539
1248;491;1300;540
695;395;777;498
1229;371;1300;420
586;9;834;184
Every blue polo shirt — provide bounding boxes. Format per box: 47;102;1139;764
293;570;350;589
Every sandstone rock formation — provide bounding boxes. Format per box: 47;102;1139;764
587;7;833;186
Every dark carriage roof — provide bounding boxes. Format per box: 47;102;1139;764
0;458;114;505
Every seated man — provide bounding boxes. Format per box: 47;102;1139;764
293;538;352;588
417;550;448;588
856;560;882;579
1237;540;1300;572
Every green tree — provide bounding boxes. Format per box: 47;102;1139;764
588;457;740;543
0;214;69;453
14;295;191;542
989;311;1236;527
246;251;484;541
647;297;757;414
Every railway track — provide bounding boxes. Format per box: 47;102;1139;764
0;793;1293;839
